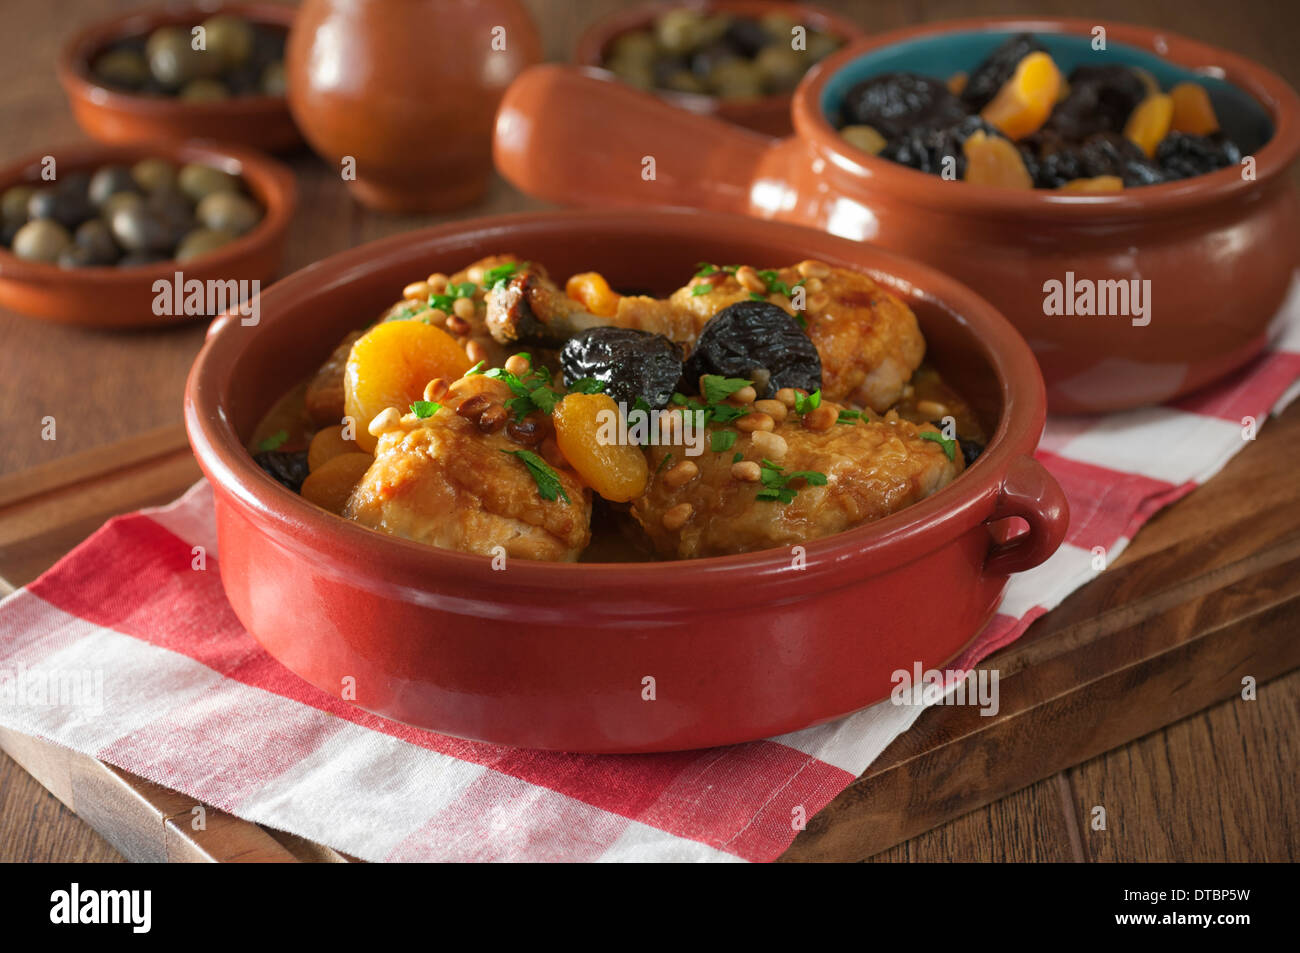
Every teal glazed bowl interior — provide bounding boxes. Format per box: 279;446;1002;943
819;31;1275;155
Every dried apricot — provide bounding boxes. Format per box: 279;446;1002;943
344;320;472;452
1124;93;1174;157
840;124;887;154
300;452;373;514
565;272;620;317
979;52;1062;140
1057;175;1124;192
946;71;967;95
308;424;362;472
1169;82;1219;135
552;392;649;502
962;130;1033;188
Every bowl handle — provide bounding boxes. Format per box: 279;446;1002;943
493;64;775;214
983;455;1070;576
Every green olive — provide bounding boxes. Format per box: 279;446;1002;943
260;60;286;96
754;44;803;93
655;10;705;54
146;25;210;88
607;56;654;90
12;219;73;263
2;185;35;226
88;165;139;208
131;157;179;194
178;163;240;203
664;70;706;95
180;78;230;101
805;31;841;61
202;14;255;70
102;190;145;220
145;187;197;244
608;31;658;66
93;48;150;89
708;59;764;99
108;204;172;254
196;192;261;235
176;227;238;262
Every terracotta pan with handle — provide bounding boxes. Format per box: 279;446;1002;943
496;17;1300;414
186;208;1067;753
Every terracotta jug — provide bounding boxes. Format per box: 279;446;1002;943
287;0;541;212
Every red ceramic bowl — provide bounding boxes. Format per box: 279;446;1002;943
497;17;1300;414
574;0;865;137
57;2;301;154
185;208;1067;753
0;140;295;327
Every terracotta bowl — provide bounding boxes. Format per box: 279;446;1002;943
0;141;295;327
497;17;1300;414
185;208;1067;753
573;0;865;137
57;2;301;154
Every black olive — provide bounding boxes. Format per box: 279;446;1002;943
27;186;94;230
960;33;1048;112
841;72;968;139
88;165;140;208
683;300;821;399
560;327;684;409
253;449;310;493
1155;131;1241;180
722;18;771;58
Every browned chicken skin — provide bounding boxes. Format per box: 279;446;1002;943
484;261;925;411
344;375;591;562
632;412;963;559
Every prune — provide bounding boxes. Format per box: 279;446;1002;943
959;437;984;468
1020;129;1086;187
683;300;821;399
960;33;1047;112
254;449;310;493
841;72;968;139
1045;65;1146;140
882;115;1001;177
561;327;684;409
1078;132;1165;186
1155;131;1241;180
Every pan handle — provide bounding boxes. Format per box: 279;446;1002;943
493;64;776;214
983;454;1069;576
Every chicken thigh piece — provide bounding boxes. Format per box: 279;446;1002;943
632;411;963;559
484;261;925;410
344;374;592;561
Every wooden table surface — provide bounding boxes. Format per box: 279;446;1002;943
2;0;1298;862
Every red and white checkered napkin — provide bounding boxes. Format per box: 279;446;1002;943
3;280;1298;863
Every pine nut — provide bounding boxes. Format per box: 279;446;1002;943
446;314;470;335
797;259;830;279
736;411;775;432
426;273;449;293
465;340;488;365
663;459;699;488
368;407;401;437
466;265;485;285
452;296;476;320
423;378;449;402
403;281;431;301
425;308;447;326
807;292;829;313
731;460;761;482
750;430;787;459
804;404;837;431
753;399;787;422
775;387;798;409
735;265;766;293
916;399;949;420
504;353;531;376
662;502;694;531
729;385;757;404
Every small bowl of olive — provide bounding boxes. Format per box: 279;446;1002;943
0;140;295;328
57;3;300;154
575;1;864;137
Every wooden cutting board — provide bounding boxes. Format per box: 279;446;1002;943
1;407;1298;862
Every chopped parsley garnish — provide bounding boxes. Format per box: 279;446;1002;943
393;304;418;321
257;430;288;452
691;283;713;296
837;408;863;424
568;378;606;394
525;385;560;415
793;389;821;414
920;431;957;460
657;453;674;473
482;261;525;291
701;375;752;404
502;449;569;503
748;292;764;301
694;262;719;277
466;360;486;375
410;400;440;419
710;430;737;452
732;452;744;463
754;459;827;504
